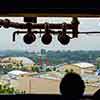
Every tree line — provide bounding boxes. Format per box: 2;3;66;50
1;50;100;65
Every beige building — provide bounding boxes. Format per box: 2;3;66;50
2;57;35;65
9;75;100;95
8;70;33;78
57;64;81;74
73;62;96;75
12;76;60;94
57;62;96;75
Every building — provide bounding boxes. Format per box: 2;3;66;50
11;76;60;94
9;74;100;94
73;62;96;75
1;57;35;70
8;70;31;79
57;62;96;75
34;71;63;80
2;57;35;65
57;64;81;74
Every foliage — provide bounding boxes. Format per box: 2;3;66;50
20;67;27;71
70;69;74;73
65;69;74;73
41;49;46;55
56;70;60;72
65;69;69;73
0;84;26;94
46;50;98;65
96;63;100;69
46;68;52;72
53;67;56;71
32;67;39;72
1;50;100;66
96;57;100;69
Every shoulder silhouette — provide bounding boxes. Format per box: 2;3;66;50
93;89;100;100
60;72;85;100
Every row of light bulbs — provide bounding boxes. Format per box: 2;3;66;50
23;31;71;45
23;23;71;45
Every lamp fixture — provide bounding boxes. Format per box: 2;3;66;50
58;23;70;45
41;23;52;45
23;23;36;44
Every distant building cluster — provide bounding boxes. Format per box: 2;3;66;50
0;59;99;94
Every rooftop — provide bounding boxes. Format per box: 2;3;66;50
8;70;29;76
72;62;95;68
2;57;35;65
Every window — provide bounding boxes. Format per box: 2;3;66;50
0;17;100;95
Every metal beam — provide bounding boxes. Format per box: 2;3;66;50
0;19;73;29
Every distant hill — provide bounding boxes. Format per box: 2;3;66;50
0;50;100;65
0;50;27;57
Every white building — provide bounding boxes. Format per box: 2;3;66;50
2;57;35;65
73;62;96;75
8;70;30;79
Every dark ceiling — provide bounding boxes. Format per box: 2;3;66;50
0;0;100;16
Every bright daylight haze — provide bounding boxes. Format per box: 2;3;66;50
0;17;100;52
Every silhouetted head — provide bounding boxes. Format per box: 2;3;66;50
93;89;100;100
60;72;85;99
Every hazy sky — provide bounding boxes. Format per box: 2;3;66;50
0;17;100;52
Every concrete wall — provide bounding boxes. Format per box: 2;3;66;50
14;77;60;94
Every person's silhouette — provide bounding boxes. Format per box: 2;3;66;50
60;72;85;100
93;89;100;100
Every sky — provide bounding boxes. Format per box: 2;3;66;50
0;17;100;52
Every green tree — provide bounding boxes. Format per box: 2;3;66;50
70;69;74;73
96;63;100;69
65;69;69;73
20;60;23;66
56;70;60;72
96;57;100;69
21;67;27;71
41;49;46;55
0;84;26;94
53;67;56;71
32;67;39;72
46;68;52;72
